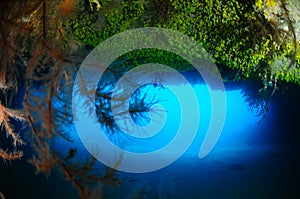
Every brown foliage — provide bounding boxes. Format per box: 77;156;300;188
0;0;151;198
0;102;25;161
0;149;23;161
57;0;76;18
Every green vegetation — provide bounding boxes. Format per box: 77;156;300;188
0;0;299;198
69;0;300;85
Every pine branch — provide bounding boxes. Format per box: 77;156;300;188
0;148;23;161
0;103;25;147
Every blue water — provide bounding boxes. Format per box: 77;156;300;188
53;82;296;198
88;84;263;156
1;81;299;199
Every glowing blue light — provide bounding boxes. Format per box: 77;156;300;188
54;83;266;162
115;83;262;156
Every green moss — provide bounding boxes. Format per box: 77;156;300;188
68;0;300;85
107;48;194;73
